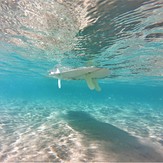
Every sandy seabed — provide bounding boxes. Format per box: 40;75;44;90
0;99;163;162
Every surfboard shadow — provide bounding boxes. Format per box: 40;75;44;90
65;111;163;162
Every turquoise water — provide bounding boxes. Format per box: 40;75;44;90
0;0;163;162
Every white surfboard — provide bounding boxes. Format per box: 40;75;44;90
49;66;109;91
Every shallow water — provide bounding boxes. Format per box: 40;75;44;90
0;80;163;162
0;0;163;162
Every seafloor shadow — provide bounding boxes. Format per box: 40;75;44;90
66;111;163;162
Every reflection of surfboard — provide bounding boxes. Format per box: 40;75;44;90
49;66;109;91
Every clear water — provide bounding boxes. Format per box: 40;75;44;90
0;0;163;162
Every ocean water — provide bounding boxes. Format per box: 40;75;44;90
0;0;163;162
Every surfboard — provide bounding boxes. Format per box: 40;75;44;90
49;66;109;91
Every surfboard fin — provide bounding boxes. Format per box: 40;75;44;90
85;75;101;91
85;75;95;90
56;68;61;89
58;79;61;89
93;79;101;91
